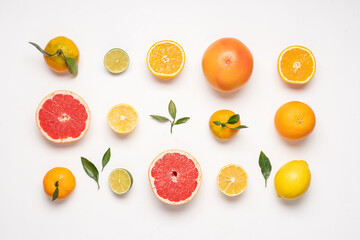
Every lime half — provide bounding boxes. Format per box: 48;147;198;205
108;168;133;194
104;48;129;74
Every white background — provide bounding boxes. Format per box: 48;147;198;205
0;0;359;239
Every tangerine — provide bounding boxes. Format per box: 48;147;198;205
209;110;241;140
43;36;79;73
43;167;76;200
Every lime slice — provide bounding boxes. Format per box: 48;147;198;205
109;168;133;194
104;48;129;74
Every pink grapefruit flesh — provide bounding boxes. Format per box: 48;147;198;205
148;149;202;205
35;90;91;143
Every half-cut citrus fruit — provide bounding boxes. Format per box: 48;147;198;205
277;45;316;84
107;104;138;134
146;40;185;79
35;90;91;143
108;168;133;194
104;48;129;74
217;164;248;197
148;149;202;205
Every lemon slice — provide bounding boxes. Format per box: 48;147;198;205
104;48;129;74
108;168;133;194
217;164;248;196
107;104;138;134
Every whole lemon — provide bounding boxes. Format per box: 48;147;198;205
274;160;311;200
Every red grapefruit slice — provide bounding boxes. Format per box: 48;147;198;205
148;149;202;205
35;90;91;143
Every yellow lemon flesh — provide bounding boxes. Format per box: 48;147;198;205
274;160;311;200
107;104;138;134
217;164;248;196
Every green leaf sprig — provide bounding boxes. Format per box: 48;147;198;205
213;114;248;130
29;42;78;76
52;181;59;201
259;151;272;187
150;100;190;133
81;148;111;189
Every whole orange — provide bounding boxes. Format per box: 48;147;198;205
274;101;316;141
44;36;79;72
209;109;241;140
202;38;253;92
43;167;76;200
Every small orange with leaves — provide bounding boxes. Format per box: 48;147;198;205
209;109;247;140
30;36;79;76
43;167;76;200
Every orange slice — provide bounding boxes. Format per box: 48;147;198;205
217;164;248;197
277;46;316;84
146;40;185;79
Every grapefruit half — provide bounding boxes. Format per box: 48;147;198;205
148;149;202;205
35;90;91;143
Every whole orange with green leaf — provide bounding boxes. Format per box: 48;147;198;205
209;109;247;140
30;36;79;76
43;167;76;201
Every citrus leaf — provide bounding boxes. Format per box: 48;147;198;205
81;157;100;189
64;56;78;76
175;117;190;125
168;100;176;120
229;125;248;129
102;148;111;172
213;121;223;125
52;181;59;201
29;42;53;57
259;151;272;187
150;115;170;121
227;114;240;124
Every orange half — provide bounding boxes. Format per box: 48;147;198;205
277;46;316;84
146;40;185;79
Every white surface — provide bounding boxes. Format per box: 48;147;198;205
0;0;359;239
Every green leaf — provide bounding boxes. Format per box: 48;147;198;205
175;117;190;125
102;148;111;172
259;151;272;187
29;42;53;57
229;125;248;129
213;121;222;125
64;56;78;76
150;115;170;122
81;157;100;189
52;181;59;201
168;100;177;120
227;114;240;124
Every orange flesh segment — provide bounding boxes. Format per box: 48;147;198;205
148;42;184;75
